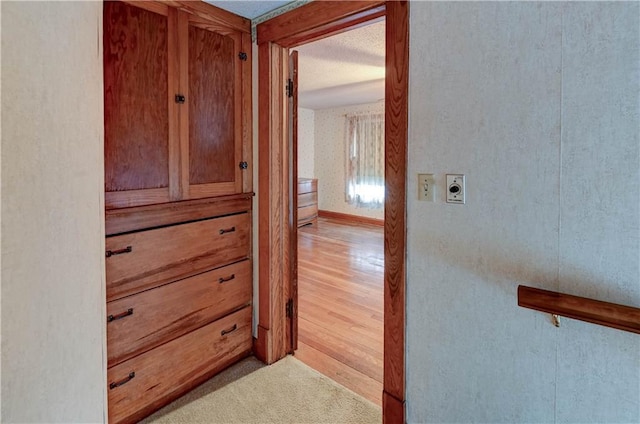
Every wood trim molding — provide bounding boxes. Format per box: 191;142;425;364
384;3;408;418
257;2;409;422
241;32;253;193
383;391;405;424
256;41;290;364
318;210;384;227
166;0;251;34
257;1;385;47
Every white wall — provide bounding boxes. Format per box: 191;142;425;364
406;2;639;423
297;108;315;179
314;102;384;220
1;2;106;422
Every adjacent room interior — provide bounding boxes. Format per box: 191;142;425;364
292;19;386;405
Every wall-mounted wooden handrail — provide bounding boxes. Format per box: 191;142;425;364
518;285;640;334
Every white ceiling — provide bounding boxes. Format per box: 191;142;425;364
295;19;385;110
205;0;292;19
207;1;385;110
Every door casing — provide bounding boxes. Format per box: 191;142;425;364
255;2;409;423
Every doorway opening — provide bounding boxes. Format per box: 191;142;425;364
293;19;386;405
255;2;408;421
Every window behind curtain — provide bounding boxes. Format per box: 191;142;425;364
345;112;385;209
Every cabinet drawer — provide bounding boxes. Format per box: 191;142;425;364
298;204;318;224
297;178;317;195
107;260;251;367
108;306;252;424
298;192;317;208
106;213;250;301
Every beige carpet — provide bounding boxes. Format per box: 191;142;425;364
140;355;382;424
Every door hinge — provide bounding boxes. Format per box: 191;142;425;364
286;298;293;318
238;52;248;61
286;79;294;98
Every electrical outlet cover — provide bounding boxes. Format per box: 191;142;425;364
446;174;465;204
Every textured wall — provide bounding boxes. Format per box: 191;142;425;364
556;4;640;421
298;108;315;179
406;2;639;423
314;102;385;220
1;2;106;422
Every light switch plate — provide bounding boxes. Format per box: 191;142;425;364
418;174;435;201
446;174;465;204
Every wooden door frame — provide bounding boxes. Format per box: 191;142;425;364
255;2;408;423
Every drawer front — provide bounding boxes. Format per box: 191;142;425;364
298;204;318;224
108;306;252;424
106;213;250;301
298;192;317;208
297;179;317;195
107;260;251;367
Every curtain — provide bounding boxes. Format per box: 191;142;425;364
345;112;385;209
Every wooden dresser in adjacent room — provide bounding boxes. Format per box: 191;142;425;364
103;2;253;423
297;178;318;227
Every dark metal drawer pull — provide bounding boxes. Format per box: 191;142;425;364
219;274;235;284
109;372;135;390
106;246;132;258
221;324;238;336
219;227;236;235
108;308;133;323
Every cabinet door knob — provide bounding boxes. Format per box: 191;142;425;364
175;94;186;104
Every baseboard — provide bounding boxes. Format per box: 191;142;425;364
318;210;384;227
253;325;271;364
383;390;405;424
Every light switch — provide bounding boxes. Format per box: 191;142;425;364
446;174;465;204
418;174;435;202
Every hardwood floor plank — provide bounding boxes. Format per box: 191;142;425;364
295;341;382;407
297;217;384;404
298;318;383;382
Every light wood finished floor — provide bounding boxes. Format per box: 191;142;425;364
295;217;383;406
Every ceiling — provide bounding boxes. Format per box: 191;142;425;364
295;19;385;109
206;1;385;110
205;1;293;19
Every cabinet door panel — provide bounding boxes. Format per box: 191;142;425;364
104;2;170;202
187;21;243;197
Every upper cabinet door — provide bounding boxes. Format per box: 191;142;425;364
104;1;251;209
104;2;177;209
181;16;244;199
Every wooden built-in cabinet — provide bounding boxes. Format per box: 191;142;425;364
104;0;252;210
103;2;253;423
105;196;253;424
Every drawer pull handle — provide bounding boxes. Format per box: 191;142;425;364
107;308;133;323
219;227;236;235
219;274;235;284
221;324;238;336
110;372;135;390
106;246;132;258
